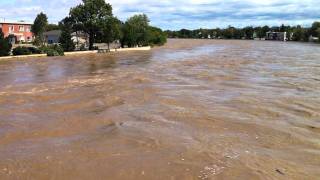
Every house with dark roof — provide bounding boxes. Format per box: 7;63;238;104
44;30;61;44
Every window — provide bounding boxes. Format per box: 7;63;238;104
9;25;14;33
25;26;30;32
0;24;2;29
19;25;24;32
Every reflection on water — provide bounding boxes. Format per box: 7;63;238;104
0;39;320;179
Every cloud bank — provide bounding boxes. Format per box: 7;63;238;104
0;0;319;30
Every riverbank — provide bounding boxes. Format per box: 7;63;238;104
0;46;151;60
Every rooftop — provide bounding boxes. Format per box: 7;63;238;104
0;20;32;25
44;30;61;36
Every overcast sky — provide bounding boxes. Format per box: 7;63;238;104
0;0;319;30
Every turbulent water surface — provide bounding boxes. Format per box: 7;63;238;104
0;39;320;179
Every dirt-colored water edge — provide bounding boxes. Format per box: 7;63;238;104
0;39;320;179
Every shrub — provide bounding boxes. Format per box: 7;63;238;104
12;47;32;56
79;44;87;51
27;47;41;54
39;45;49;54
51;44;64;56
43;44;64;56
38;44;64;56
0;29;12;56
46;49;60;56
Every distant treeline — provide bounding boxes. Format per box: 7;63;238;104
165;22;320;42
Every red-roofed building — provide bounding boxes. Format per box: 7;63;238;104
0;21;34;43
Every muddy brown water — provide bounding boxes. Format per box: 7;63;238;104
0;39;320;179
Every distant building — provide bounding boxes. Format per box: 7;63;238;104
44;30;89;49
0;20;33;44
71;31;88;46
44;30;61;44
252;32;264;40
309;35;319;42
266;32;287;41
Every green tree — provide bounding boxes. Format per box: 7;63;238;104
310;22;320;37
292;25;303;41
101;17;122;49
46;24;60;31
147;26;167;46
69;0;113;50
223;26;236;39
59;17;75;52
122;14;150;47
243;26;254;39
0;29;12;56
31;12;48;45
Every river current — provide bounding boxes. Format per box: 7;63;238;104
0;39;319;179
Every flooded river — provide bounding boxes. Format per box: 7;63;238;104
0;39;320;179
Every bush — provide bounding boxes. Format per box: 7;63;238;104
0;29;12;56
79;44;87;51
41;44;64;56
51;44;64;56
27;47;41;54
12;46;42;56
147;26;167;46
46;49;60;56
12;47;32;56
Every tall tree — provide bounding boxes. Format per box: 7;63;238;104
242;26;254;39
101;17;122;49
0;29;12;56
59;17;75;52
310;22;320;37
46;24;60;31
122;14;150;47
69;0;113;50
31;12;48;45
147;26;167;46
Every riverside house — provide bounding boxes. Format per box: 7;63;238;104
266;32;287;41
0;20;33;44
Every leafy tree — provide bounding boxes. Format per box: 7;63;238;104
12;47;32;55
223;26;236;39
69;0;113;50
0;29;12;56
59;17;75;52
179;29;192;38
292;25;304;41
262;26;270;34
101;17;122;49
122;14;150;47
310;22;320;37
31;12;48;45
46;24;60;31
243;26;254;39
147;26;167;46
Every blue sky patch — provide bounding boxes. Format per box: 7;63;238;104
0;0;319;30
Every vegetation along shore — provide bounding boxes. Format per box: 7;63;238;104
165;22;320;42
0;0;167;58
